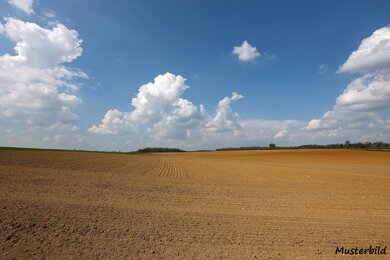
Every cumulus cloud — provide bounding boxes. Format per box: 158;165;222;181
90;73;246;143
90;73;204;138
3;12;388;150
233;40;260;62
147;98;205;140
130;73;193;123
306;26;390;142
338;26;390;73
306;119;322;130
274;129;288;139
205;92;243;134
90;67;390;150
0;2;88;150
335;72;390;111
88;109;134;135
8;0;34;14
89;72;321;150
0;17;85;128
91;67;372;150
0;17;82;68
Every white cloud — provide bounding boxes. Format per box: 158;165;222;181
233;40;260;62
90;73;246;142
240;120;305;144
0;17;82;68
89;73;203;137
306;119;322;130
130;73;193;123
0;17;85;129
205;92;243;134
306;26;390;143
89;72;327;150
338;26;390;73
3;19;390;150
274;129;288;139
89;65;390;150
8;0;34;15
147;99;205;140
88;109;135;135
335;71;390;111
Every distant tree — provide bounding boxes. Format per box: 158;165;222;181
269;143;276;149
344;140;351;148
137;147;185;153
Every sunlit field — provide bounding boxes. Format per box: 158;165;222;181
1;149;389;258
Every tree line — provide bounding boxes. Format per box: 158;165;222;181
136;141;390;153
216;141;390;151
137;147;185;153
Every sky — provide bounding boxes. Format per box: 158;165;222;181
1;0;390;151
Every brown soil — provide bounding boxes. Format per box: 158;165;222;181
0;149;389;259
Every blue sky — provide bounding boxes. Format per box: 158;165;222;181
1;0;390;150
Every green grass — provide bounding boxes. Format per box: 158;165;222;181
0;146;138;154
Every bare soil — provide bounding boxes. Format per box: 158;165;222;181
0;149;389;259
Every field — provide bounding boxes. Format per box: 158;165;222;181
0;149;389;259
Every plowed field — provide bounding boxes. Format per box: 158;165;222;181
1;149;389;259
